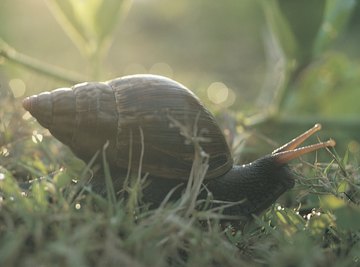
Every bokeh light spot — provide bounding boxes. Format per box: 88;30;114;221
348;140;360;154
9;78;26;98
123;63;147;75
149;62;173;78
207;82;229;104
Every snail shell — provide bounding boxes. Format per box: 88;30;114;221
23;74;232;180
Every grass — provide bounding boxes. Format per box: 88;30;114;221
1;100;360;267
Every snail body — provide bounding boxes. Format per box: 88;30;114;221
23;74;335;216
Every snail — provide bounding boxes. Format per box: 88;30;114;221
22;74;335;216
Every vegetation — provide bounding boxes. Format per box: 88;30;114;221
1;0;360;266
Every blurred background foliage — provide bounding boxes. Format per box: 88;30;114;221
1;2;360;265
1;0;360;161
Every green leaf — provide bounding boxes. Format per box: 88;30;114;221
46;0;132;58
320;195;346;210
283;52;360;118
261;0;298;63
313;0;356;56
334;205;360;231
53;170;73;189
0;167;33;212
320;195;360;230
277;0;326;64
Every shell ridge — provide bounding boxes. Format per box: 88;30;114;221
109;79;129;169
71;75;233;181
49;91;55;130
71;85;83;153
69;89;77;147
94;85;100;148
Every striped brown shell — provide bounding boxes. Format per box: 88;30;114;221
23;74;233;180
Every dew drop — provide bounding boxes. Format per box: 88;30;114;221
0;147;9;157
32;131;43;143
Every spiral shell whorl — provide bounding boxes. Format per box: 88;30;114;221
23;82;119;163
23;88;76;144
23;92;53;128
23;75;233;181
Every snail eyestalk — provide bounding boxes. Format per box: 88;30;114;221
273;139;336;164
271;124;335;164
272;123;322;154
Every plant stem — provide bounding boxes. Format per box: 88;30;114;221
0;39;88;84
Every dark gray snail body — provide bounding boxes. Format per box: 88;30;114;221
23;74;335;216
